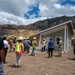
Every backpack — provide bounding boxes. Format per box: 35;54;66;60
26;40;31;47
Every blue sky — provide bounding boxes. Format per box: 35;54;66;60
0;0;75;25
24;0;75;19
60;0;75;5
24;4;40;19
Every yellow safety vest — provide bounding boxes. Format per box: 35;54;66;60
43;40;46;46
32;40;37;48
16;42;21;52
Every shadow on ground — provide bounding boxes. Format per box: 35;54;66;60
67;58;75;61
8;64;17;68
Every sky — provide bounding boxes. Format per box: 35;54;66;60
0;0;75;25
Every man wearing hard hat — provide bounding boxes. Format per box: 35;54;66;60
41;38;47;52
31;37;37;56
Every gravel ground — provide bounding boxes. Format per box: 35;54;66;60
4;50;75;75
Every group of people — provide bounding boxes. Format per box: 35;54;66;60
0;35;75;75
41;38;63;58
0;35;37;75
15;36;37;67
0;35;9;75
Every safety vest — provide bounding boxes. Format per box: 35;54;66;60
16;42;21;52
32;40;37;48
43;40;46;46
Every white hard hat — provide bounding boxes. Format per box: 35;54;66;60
43;38;45;40
27;37;29;39
19;36;23;40
33;37;36;39
4;35;7;37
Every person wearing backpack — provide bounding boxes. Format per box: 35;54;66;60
48;38;54;58
23;37;31;54
26;37;31;54
15;36;24;67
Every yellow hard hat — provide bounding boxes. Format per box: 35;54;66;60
14;36;17;37
24;38;26;40
16;38;19;40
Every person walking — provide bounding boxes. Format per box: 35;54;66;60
3;35;8;63
26;37;31;54
58;38;63;57
31;37;37;56
0;37;5;75
15;36;24;67
48;38;54;58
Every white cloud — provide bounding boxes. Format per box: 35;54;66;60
53;4;64;9
37;0;75;18
0;0;75;25
71;6;75;11
0;0;36;17
39;4;48;12
0;11;46;25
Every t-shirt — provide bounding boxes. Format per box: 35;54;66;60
3;40;8;49
48;41;54;48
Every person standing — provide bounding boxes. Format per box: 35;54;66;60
73;43;75;60
48;38;54;58
58;38;63;57
23;38;27;53
13;36;17;51
0;37;5;75
41;39;47;52
31;37;37;56
15;36;24;67
23;37;31;54
3;35;8;63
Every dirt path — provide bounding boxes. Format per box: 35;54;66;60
4;50;75;75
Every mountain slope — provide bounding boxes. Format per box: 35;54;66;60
26;16;75;30
0;16;75;36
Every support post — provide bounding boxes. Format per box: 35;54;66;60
39;34;42;50
64;25;67;53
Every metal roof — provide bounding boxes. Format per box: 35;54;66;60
36;20;74;35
